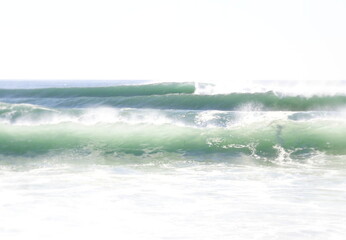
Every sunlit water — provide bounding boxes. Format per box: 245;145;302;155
1;80;346;239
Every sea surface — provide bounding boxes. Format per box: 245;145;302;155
1;80;346;239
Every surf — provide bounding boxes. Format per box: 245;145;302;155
1;81;346;163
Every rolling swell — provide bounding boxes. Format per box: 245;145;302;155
1;82;346;111
2;92;346;111
0;82;195;98
84;93;346;111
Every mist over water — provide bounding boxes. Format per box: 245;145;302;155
1;80;346;239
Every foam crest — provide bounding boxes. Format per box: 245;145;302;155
2;101;346;128
194;80;346;97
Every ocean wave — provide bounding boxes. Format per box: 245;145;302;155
2;102;346;126
0;82;195;98
0;120;345;158
1;81;345;162
2;92;346;111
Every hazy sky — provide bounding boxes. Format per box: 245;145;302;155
0;0;345;82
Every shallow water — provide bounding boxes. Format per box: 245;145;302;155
1;160;346;240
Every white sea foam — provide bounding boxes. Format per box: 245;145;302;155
194;80;346;97
1;162;346;240
2;102;346;128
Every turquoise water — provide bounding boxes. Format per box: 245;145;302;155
1;80;346;239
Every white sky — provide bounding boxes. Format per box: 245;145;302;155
0;0;345;82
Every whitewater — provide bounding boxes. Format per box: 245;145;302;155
1;80;346;240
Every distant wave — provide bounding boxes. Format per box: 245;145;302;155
0;82;195;98
2;92;346;111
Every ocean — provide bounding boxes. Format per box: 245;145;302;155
1;80;346;239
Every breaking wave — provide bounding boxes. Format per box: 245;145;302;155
1;81;346;163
